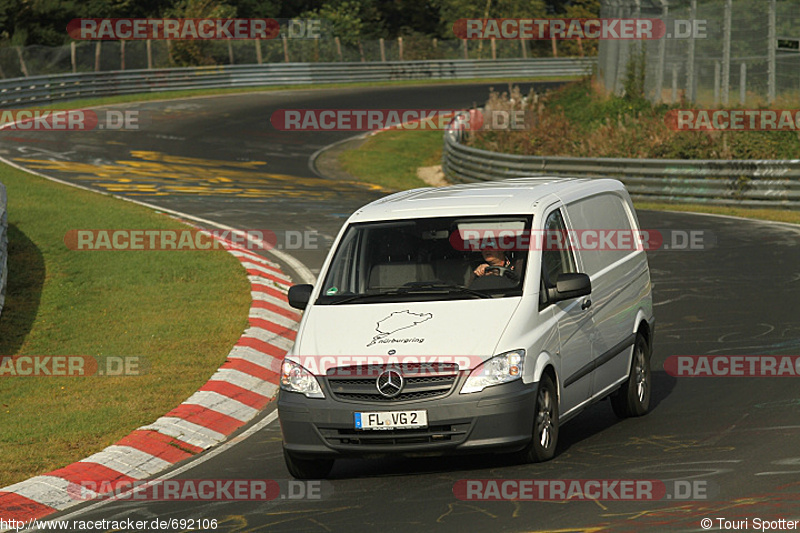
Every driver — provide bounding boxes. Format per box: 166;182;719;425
473;248;512;277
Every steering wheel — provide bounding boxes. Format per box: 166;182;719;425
484;266;518;280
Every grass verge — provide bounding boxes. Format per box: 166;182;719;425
336;125;800;225
634;202;800;225
0;164;251;487
469;78;800;159
339;130;444;191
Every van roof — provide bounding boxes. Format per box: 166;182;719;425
350;177;626;222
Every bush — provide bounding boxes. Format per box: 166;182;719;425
467;78;800;160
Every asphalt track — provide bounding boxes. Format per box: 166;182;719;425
2;83;800;533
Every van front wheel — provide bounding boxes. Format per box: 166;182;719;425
611;333;651;418
283;447;334;479
516;374;559;463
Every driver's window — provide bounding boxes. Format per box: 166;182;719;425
323;229;360;295
541;209;576;288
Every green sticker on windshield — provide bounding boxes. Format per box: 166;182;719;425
326;287;338;295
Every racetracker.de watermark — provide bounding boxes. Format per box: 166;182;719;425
0;109;141;131
453;479;717;501
67;18;325;40
67;479;333;501
665;355;800;377
450;229;714;252
64;229;321;251
453;18;708;40
0;356;146;377
270;109;531;131
667;109;800;131
285;355;486;377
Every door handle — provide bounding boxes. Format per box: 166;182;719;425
581;298;592;310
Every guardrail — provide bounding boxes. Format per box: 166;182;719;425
0;58;595;108
0;182;7;317
443;122;800;209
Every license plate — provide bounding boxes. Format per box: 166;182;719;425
354;410;427;430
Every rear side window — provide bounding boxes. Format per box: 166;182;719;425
564;193;635;275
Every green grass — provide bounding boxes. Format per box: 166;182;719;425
634;202;800;225
339;129;444;191
0;164;251;486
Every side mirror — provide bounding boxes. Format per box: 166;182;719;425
547;273;591;303
287;284;313;310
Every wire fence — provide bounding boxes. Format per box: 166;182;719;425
0;37;592;79
598;0;800;105
0;59;595;108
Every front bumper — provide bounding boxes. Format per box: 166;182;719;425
278;376;538;459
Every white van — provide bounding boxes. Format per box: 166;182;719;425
279;177;655;479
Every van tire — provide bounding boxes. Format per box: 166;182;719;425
611;333;651;418
516;373;559;463
283;447;334;479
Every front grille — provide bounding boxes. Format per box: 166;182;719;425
326;364;459;403
319;423;470;446
335;390;445;402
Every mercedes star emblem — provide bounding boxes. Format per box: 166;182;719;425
376;369;404;398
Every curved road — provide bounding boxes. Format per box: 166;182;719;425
3;83;800;532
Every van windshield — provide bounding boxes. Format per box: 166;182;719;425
317;215;532;305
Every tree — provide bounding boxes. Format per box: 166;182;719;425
232;0;281;18
370;0;439;38
1;0;137;46
300;1;372;47
434;0;547;33
561;0;600;56
165;0;236;65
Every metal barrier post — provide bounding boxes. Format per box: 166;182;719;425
686;0;697;102
721;0;732;104
672;64;678;103
768;0;776;104
655;1;668;102
739;62;746;105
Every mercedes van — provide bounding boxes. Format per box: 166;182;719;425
279;177;655;479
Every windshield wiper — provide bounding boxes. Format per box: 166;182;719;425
327;291;406;305
399;282;492;299
327;283;491;305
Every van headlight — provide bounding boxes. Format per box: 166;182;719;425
460;350;525;394
281;359;325;398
